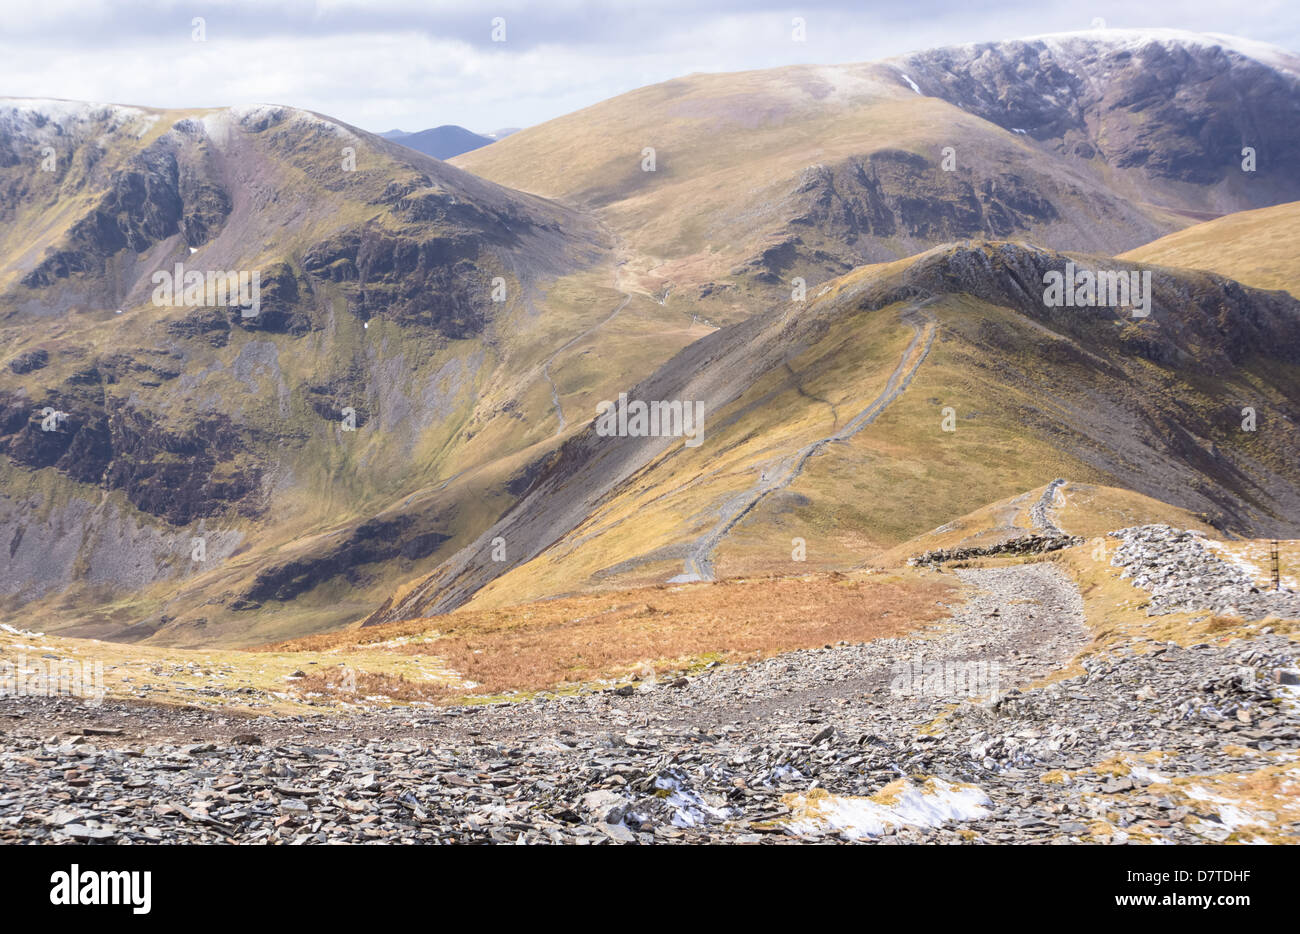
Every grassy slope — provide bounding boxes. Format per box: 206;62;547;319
1119;201;1300;296
453;64;1160;324
0;104;723;646
457;294;1096;609
407;238;1300;617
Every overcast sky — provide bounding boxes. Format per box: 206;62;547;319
3;1;1297;134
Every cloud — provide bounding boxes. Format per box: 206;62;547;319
1;0;1296;132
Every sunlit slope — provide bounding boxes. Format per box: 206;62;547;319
878;482;1218;563
455;32;1300;323
454;65;1163;321
1119;201;1300;296
0;100;715;646
370;241;1300;622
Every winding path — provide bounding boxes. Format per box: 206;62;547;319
673;300;939;582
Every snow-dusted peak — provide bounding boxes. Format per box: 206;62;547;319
1019;28;1300;74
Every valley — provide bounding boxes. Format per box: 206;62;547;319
1;26;1299;847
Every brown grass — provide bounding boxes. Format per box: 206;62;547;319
264;571;956;697
292;668;447;704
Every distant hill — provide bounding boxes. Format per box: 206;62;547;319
381;125;493;159
455;28;1300;327
1120;200;1300;297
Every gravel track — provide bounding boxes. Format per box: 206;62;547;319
3;557;1295;844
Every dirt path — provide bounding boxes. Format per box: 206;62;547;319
676;301;938;581
622;562;1088;731
0;562;1082;746
1028;478;1069;534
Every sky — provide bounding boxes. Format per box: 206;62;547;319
2;0;1298;134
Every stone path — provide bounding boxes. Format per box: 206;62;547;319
6;556;1293;844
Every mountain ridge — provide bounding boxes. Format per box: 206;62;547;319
4;28;1300;645
366;238;1300;624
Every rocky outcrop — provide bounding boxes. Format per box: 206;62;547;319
6;349;48;374
302;223;492;336
0;389;262;524
1108;524;1300;619
877;242;1300;375
238;515;449;606
21;136;231;289
789;151;1057;246
897;32;1300;199
909;533;1083;567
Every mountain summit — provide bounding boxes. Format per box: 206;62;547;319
380;125;494;159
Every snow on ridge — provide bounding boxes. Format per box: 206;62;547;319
0;97;145;117
0;99;162;147
0;99;362;146
894;29;1299;78
1204;32;1300;74
0;98;149;131
223;103;360;141
1023;28;1300;73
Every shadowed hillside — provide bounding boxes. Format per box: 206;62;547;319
0;100;711;645
368;240;1300;624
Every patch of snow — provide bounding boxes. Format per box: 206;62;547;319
0;98;145;126
1129;764;1169;783
1021;28;1300;76
667;572;705;583
769;764;804;784
783;778;990;839
899;72;922;95
0;624;45;638
1204;541;1298;591
651;771;736;828
1184;786;1264;832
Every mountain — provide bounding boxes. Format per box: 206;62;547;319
0;98;714;645
360;29;1300;623
454;29;1300;325
6;29;1300;646
381;125;494;159
366;239;1300;623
